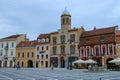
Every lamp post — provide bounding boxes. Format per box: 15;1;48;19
13;57;16;68
68;39;73;70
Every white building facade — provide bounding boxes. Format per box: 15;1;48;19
0;34;26;67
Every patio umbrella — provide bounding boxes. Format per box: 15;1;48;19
73;59;85;64
84;59;97;64
109;58;120;63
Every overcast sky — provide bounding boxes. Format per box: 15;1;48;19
0;0;120;40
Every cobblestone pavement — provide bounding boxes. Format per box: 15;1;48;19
0;68;120;80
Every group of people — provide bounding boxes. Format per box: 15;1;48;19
88;64;97;71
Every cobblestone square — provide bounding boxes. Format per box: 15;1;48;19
0;68;120;80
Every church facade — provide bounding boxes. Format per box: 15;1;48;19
50;9;84;68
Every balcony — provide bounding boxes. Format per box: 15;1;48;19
4;55;8;59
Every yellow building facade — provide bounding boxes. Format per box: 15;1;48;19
15;40;37;68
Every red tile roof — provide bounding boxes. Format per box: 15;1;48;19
17;40;37;47
37;33;50;39
1;34;24;39
81;26;117;37
79;26;119;46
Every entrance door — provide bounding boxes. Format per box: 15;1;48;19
10;61;12;67
60;57;65;68
107;58;114;69
27;60;33;68
4;61;7;67
45;61;48;68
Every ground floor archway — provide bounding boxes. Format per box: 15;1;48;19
60;57;65;68
4;61;7;67
27;60;33;68
50;57;58;67
10;61;13;67
92;57;102;66
45;61;48;67
106;58;114;66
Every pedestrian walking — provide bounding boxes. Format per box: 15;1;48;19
16;63;20;70
18;64;20;70
51;64;54;70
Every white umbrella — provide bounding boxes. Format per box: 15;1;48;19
73;59;85;64
109;58;120;63
84;59;97;63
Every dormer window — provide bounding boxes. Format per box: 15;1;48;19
38;39;41;43
46;38;49;42
42;38;45;42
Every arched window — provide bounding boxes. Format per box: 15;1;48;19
41;54;44;59
109;45;113;55
41;46;44;50
46;54;48;59
45;61;48;67
46;38;49;42
42;38;45;42
53;37;57;44
95;47;99;56
86;47;90;56
22;52;24;58
18;52;20;58
22;61;24;67
46;46;48;50
27;52;29;58
66;18;69;24
70;34;75;42
80;47;84;56
62;18;65;24
60;35;65;43
61;46;65;53
32;52;34;57
37;46;39;51
53;47;57;55
102;46;106;56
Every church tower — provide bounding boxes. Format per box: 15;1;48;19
61;8;71;30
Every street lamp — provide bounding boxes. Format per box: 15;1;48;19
68;39;73;70
13;57;16;68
